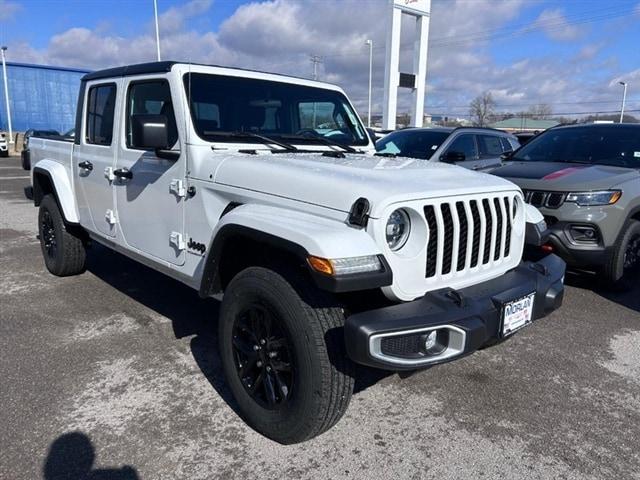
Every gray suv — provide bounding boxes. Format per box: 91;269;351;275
375;127;520;171
493;123;640;289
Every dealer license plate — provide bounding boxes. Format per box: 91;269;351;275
501;293;535;337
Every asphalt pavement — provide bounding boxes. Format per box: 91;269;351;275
1;154;639;479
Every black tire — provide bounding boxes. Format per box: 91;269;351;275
602;219;640;291
38;194;86;276
21;150;30;170
0;150;8;158
219;266;354;444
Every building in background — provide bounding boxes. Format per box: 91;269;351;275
0;62;90;133
489;117;559;133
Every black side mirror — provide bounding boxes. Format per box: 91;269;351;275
500;151;513;160
442;151;466;163
131;114;169;150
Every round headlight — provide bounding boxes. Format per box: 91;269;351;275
386;209;411;251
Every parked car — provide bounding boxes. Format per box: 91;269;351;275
0;132;8;157
512;131;539;145
21;129;60;170
493;123;640;289
27;61;564;444
376;127;519;171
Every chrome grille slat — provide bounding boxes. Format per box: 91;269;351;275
424;194;517;279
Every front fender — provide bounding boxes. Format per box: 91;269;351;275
198;204;386;297
32;160;79;224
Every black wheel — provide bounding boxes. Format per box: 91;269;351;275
21;150;30;170
219;267;354;444
602;219;640;291
38;194;86;276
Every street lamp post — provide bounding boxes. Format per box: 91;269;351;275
153;0;161;61
365;39;373;127
619;81;628;124
1;46;13;145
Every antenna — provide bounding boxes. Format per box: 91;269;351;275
309;55;323;81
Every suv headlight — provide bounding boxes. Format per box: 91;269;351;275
566;190;621;206
386;209;411;251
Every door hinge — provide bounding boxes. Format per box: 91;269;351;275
105;209;117;225
170;231;185;251
169;179;186;198
104;167;115;182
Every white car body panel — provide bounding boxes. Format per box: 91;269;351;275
29;62;536;302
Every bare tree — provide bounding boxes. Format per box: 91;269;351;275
528;103;553;120
469;91;496;127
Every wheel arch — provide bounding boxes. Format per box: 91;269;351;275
32;161;80;224
198;204;386;298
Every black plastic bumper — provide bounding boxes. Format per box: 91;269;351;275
345;254;566;371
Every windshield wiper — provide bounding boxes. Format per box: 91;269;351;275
282;132;359;154
206;131;298;152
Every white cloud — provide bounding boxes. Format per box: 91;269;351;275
534;9;583;41
6;0;633;120
0;0;21;21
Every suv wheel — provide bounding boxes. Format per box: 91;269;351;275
38;194;86;276
218;267;354;444
602;219;640;291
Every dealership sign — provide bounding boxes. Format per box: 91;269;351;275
393;0;430;16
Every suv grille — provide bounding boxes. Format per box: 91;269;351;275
523;190;566;209
425;195;516;278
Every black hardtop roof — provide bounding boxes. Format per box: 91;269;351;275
551;122;640;130
81;60;334;85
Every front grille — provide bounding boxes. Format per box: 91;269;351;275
523;190;566;209
380;334;422;358
425;195;517;278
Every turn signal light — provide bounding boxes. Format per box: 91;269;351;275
308;256;334;275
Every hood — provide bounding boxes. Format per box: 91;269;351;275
214;152;519;218
492;161;639;191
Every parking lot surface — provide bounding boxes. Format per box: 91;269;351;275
1;154;639;479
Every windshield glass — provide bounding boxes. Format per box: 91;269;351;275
375;130;450;159
512;126;640;168
184;73;368;147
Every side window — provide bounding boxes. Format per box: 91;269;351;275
85;84;116;146
446;134;478;160
126;80;178;149
478;135;504;157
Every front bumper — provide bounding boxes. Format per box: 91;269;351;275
543;221;612;269
345;254;565;370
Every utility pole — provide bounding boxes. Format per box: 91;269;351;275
153;0;161;61
309;55;323;81
1;46;13;145
619;81;628;123
365;39;373;127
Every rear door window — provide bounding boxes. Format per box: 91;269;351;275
85;84;116;146
446;134;478;160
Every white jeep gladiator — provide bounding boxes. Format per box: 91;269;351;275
27;61;565;444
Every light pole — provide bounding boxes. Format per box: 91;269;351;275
365;39;373;127
619;81;627;123
1;46;13;145
153;0;161;61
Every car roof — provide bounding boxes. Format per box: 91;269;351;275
389;126;515;136
550;123;640;130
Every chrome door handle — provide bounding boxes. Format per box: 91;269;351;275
78;161;93;171
113;168;133;180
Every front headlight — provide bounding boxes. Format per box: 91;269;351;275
566;190;621;206
386;209;411;251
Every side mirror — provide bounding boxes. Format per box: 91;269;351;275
131;114;169;150
500;151;513;160
442;151;466;163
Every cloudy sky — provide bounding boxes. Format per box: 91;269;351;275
0;0;639;119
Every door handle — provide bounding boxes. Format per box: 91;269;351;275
113;168;133;180
78;161;93;171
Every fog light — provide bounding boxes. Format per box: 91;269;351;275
420;329;449;356
569;225;599;243
424;331;437;350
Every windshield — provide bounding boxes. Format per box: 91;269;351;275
512;126;640;168
184;73;369;147
375;130;450;159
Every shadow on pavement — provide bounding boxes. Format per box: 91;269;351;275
565;269;640;314
43;431;139;480
84;245;390;417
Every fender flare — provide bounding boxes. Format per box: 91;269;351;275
32;161;80;224
198;204;389;297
